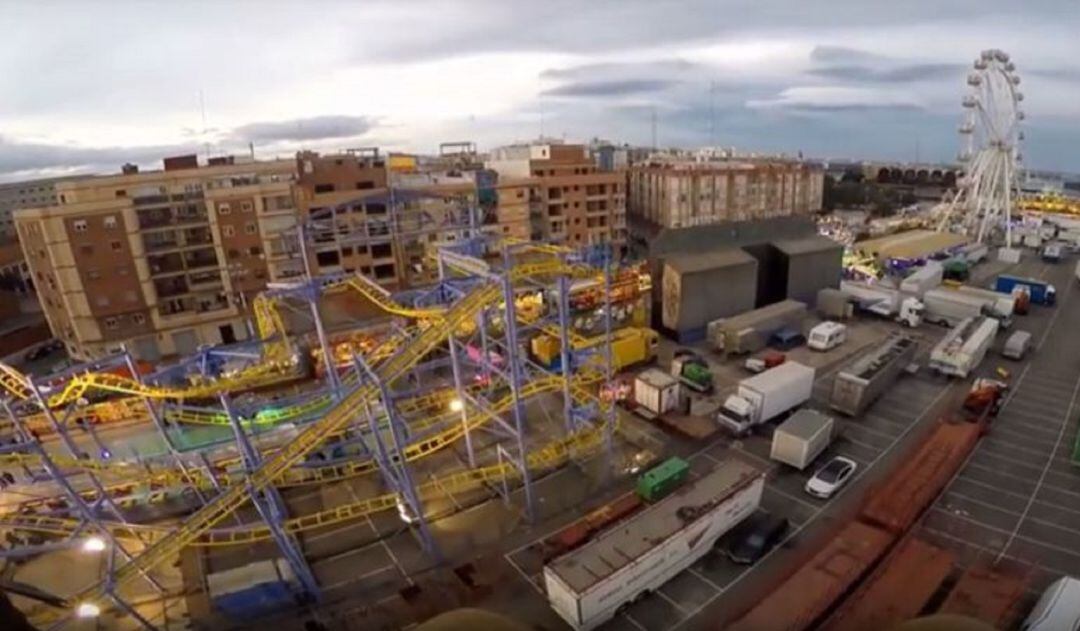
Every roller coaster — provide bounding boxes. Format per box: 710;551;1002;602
0;238;647;628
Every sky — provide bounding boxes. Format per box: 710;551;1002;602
2;0;1080;182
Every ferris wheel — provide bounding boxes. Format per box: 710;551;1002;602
938;49;1025;247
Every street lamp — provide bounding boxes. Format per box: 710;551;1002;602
80;536;106;553
76;602;101;618
448;398;464;413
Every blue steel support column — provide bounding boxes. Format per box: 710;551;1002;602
297;224;341;397
439;256;474;466
556;272;575;433
602;248;616;464
2;399;165;599
353;356;439;557
500;248;535;522
219;394;321;600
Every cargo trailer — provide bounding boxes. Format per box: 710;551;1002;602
717;362;815;436
632;369;682;417
922;287;1012;328
898;261;943;296
530;327;658;373
957;242;988;264
929;316;999;379
544;461;764;631
830;334;918;416
708;299;808;354
770;409;834;469
995;275;1056;306
816;287;853;319
636;457;690;502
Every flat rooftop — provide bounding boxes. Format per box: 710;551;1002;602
547;460;761;595
854;230;968;261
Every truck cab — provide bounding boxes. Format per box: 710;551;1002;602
896;298;924;328
717;395;755;435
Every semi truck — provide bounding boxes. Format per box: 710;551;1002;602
929;316;999;378
995;275;1056;306
707;300;807;355
529;327;658;373
717;362;815;436
840;281;924;327
770;409;834;470
921;287;1013;328
899;261;944;296
830;334;918;416
543;460;765;630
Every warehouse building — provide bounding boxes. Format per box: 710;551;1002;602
772;234;844;305
660;249;757;340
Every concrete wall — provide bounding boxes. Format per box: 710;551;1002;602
775;235;843;304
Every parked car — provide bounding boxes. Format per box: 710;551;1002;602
1022;576;1080;631
804;456;858;499
770;328;806;351
722;513;789;564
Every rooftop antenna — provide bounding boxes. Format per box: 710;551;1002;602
709;81;718;147
650;106;658;150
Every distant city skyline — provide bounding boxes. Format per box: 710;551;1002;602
2;1;1080;182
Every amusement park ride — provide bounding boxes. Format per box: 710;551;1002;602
0;194;651;628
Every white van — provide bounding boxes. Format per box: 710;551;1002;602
1002;330;1032;360
1022;576;1080;630
807;322;847;352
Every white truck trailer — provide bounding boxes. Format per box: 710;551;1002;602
899;261;944;296
707;300;808;355
840;280;924;327
923;287;1012;328
830;334;918;416
929;316;999;378
717;362;815;436
543;461;765;630
770;409;834;470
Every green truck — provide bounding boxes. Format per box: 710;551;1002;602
671;349;714;394
637;457;690;502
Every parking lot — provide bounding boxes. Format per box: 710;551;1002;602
918;257;1080;593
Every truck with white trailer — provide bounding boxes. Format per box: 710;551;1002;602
929;316;999;378
922;287;1012;328
899;261;944;296
543;460;765;630
708;300;807;355
770;409;834;470
830;334;918;417
717;362;815;436
840;280;924;327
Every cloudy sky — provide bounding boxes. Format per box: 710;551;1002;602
2;0;1079;182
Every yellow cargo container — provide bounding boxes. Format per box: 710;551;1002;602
529;327;658;372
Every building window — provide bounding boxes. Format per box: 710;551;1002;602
133;313;146;325
95;295;110;307
104;317;119;330
357;181;375;190
314;184;335;194
73;219;88;232
104;215;118;229
87;269;101;280
316;250;340;267
117;266;129;276
125;290;138;303
222;225;235;237
110;240;123;252
248;246;262;256
79;244;93;256
341;246;354;256
115;190;126;198
244;222;256;235
240;201;253;213
218;203;231;215
227;248;241;259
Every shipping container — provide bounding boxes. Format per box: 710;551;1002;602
995;275;1056;305
661;249;757;334
531;327;658;373
770;409;834;469
928;317;999;378
633;369;682;417
861;421;982;534
728;521;894;631
545;461;764;630
773;235;844;304
822;538;954;631
938;566;1029;629
899;261;944;296
816;287;853;320
830;334;918;416
708;299;808;354
922;288;1012;328
636;457;690;502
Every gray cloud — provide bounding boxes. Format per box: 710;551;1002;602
543;79;678;98
808;63;964;83
227;115;377;144
541;59;700;81
0;136;194;181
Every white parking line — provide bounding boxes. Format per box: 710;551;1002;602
929;507;1080;562
688;567;723;591
503;552;544;596
654;588;689;615
989;425;1062;448
622;612;649;631
838;432;884;453
920;525;1052;577
997;368;1080;563
845;422;896;442
764;484;821;512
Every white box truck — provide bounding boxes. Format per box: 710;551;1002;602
929;316;999;378
770;409;834;470
923;287;1012;328
633;369;682;418
717;362;815;436
543;461;765;630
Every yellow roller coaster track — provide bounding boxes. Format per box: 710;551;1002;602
63;259;592;608
0;369;612;548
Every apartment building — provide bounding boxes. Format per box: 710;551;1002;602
486;142;627;253
15;155;298;361
294;149;479;288
628;158;824;229
0;176;94;241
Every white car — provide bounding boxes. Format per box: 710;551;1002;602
804;456;858;499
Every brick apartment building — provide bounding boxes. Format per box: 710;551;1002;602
486;142;627;254
628;157;824;229
15;156;298;360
